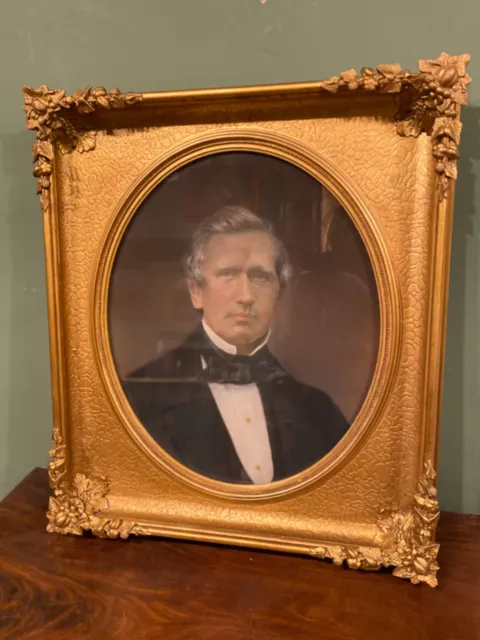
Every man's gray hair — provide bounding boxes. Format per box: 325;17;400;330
184;205;292;289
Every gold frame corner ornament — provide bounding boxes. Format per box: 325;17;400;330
310;461;440;587
395;53;471;201
317;53;470;202
23;85;142;197
47;430;148;540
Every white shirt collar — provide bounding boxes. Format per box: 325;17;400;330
202;319;270;356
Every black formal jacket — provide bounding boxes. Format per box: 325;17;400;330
121;329;349;484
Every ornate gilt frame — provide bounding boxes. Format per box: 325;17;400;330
24;53;471;587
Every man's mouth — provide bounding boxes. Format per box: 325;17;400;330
231;312;252;321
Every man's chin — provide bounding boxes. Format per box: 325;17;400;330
228;326;265;346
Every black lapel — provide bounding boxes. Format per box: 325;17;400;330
161;381;251;483
257;379;288;481
124;329;252;483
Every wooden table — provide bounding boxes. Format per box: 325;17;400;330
0;468;479;639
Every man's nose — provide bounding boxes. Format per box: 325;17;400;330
235;273;254;305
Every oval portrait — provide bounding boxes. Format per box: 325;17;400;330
109;152;380;485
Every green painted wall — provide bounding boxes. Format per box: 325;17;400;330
0;0;478;513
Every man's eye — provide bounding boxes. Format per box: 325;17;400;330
218;269;234;279
251;271;271;283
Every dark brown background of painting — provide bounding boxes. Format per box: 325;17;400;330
109;153;379;422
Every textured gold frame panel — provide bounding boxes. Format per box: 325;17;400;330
24;53;471;587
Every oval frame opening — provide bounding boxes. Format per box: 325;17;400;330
93;128;401;500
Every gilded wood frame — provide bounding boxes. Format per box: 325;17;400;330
24;52;471;587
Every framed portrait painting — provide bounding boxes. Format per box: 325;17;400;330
24;52;471;587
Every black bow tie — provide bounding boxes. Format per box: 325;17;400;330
200;351;286;386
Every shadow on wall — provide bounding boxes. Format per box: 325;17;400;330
439;105;480;514
0;130;52;497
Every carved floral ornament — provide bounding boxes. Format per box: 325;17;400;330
23;85;142;196
310;461;440;587
23;52;470;202
47;429;147;540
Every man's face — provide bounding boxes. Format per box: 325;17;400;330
188;231;281;352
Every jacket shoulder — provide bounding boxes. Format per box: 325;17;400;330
124;331;205;381
278;375;349;431
278;374;336;405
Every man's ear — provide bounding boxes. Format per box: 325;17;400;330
187;279;203;310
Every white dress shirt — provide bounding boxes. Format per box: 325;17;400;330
201;320;274;484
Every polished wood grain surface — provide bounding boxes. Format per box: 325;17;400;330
0;469;479;640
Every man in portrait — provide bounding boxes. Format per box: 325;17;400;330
122;206;349;484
